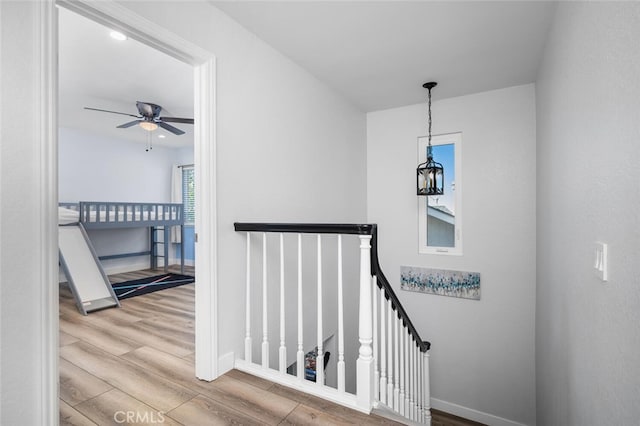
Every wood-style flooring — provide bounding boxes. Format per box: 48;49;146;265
59;267;483;426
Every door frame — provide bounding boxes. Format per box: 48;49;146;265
45;0;218;421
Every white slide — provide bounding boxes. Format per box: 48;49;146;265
59;224;120;315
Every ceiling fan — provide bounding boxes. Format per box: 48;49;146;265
84;101;194;135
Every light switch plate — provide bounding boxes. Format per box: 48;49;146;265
594;242;608;281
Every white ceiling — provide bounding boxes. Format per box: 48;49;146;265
58;7;194;148
59;1;556;144
211;1;557;111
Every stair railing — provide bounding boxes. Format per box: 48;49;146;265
234;223;431;424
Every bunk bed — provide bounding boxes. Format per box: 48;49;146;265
59;201;185;274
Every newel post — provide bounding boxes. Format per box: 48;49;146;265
356;235;374;411
423;348;432;425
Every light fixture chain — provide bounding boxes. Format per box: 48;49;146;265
428;87;432;146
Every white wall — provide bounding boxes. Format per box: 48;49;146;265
536;3;640;425
367;85;536;425
112;0;369;373
59;127;182;203
1;0;366;421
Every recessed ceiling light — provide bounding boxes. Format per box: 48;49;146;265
109;31;127;41
158;134;166;139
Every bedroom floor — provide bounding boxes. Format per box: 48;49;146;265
59;266;482;425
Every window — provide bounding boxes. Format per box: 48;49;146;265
418;132;462;255
182;166;195;225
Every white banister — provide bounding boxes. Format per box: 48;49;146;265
418;341;423;423
372;275;379;401
404;331;410;416
394;313;400;412
262;233;269;369
379;286;387;405
235;224;430;424
279;233;286;374
337;235;345;393
424;349;432;425
416;343;420;421
245;232;252;363
416;346;422;422
316;234;324;386
399;321;405;416
387;299;393;407
356;234;373;410
410;339;415;421
296;233;304;381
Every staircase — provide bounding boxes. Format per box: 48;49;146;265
234;223;431;425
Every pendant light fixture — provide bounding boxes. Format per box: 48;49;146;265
417;82;444;196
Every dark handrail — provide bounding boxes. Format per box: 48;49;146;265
234;222;430;352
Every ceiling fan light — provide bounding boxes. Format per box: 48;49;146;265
109;31;127;41
139;121;158;132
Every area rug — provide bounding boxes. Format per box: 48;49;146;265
111;273;194;300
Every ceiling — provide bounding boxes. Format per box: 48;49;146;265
58;1;557;144
58;7;194;148
211;1;557;112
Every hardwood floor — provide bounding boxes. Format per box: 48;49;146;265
59;267;482;425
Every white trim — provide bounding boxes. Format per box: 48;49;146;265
431;398;527;426
0;2;3;421
169;258;196;268
38;2;60;424
418;132;463;256
100;260;154;276
194;57;218;380
235;359;368;414
56;1;210;65
50;0;219;414
218;351;235;376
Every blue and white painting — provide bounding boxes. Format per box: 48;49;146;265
400;266;480;300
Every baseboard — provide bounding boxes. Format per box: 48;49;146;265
218;351;235;376
170;258;195;267
431;398;527;426
101;260;151;275
59;260;150;283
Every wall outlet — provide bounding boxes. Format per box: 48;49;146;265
594;242;608;282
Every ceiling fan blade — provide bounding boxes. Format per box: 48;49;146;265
85;107;140;118
117;120;142;129
159;116;194;124
157;121;185;135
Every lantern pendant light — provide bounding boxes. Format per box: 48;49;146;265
417;82;444;196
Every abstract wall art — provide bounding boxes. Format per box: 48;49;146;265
400;266;480;300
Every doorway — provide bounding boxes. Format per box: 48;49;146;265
51;0;218;421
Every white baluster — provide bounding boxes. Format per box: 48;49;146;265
387;299;393;407
413;346;420;422
316;234;324;386
379;288;387;405
399;323;405;417
394;313;400;412
424;348;432;425
372;275;379;401
262;232;269;369
296;234;304;381
404;331;410;416
418;346;424;424
410;339;415;421
279;233;286;374
245;232;252;363
356;234;374;411
417;343;423;423
337;234;345;393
